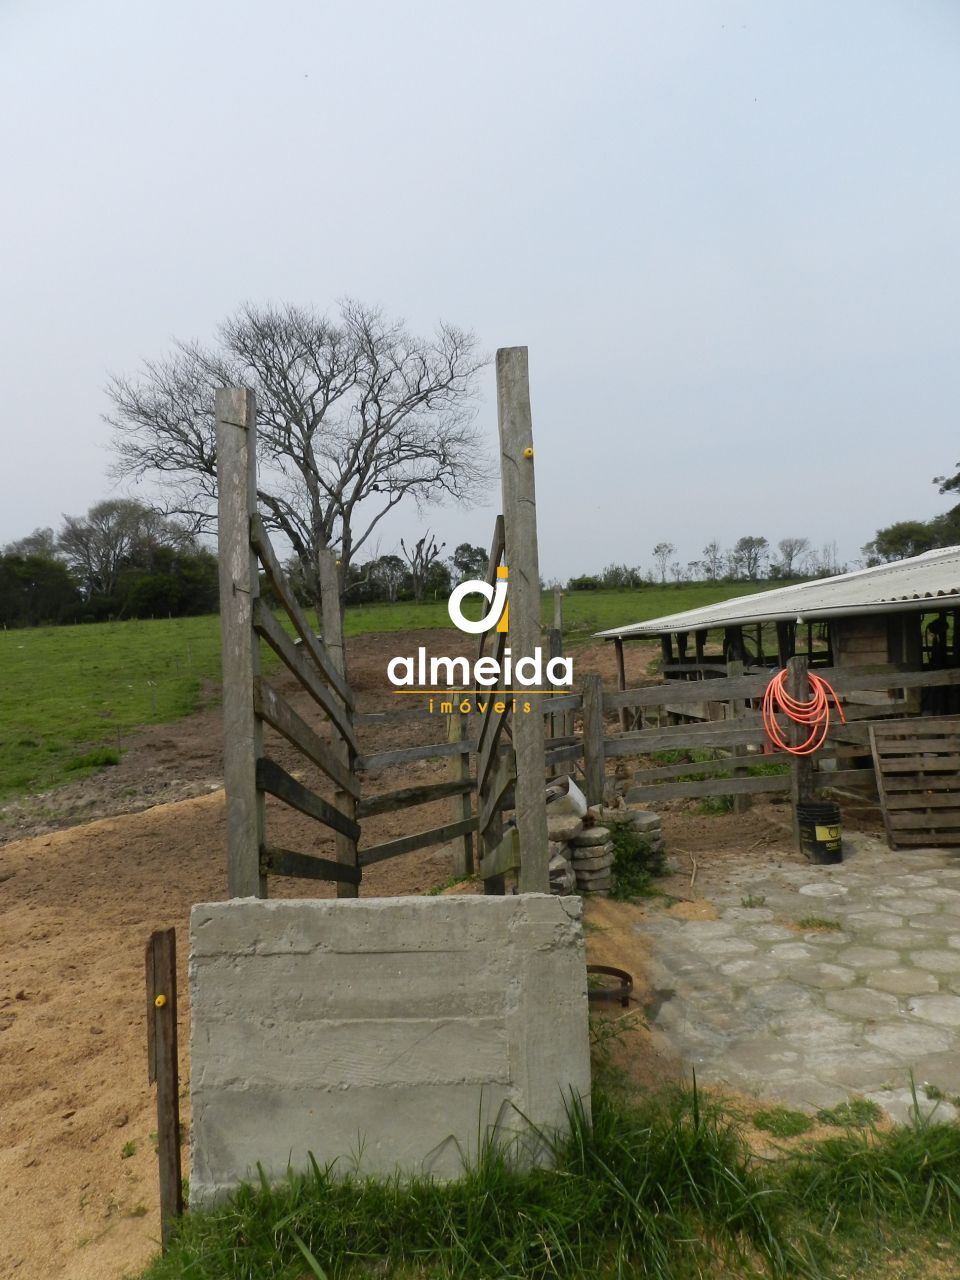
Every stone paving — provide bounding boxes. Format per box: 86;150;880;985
640;833;960;1122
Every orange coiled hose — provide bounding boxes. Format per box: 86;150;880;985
761;668;846;756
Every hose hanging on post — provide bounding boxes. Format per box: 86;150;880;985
761;668;846;756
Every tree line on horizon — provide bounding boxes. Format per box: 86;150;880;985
0;500;218;627
5;299;960;627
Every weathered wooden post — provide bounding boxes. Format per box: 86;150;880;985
727;656;749;814
319;548;360;897
496;347;549;894
614;636;628;731
146;928;182;1251
582;672;605;807
216;387;266;898
787;655;814;848
448;709;474;877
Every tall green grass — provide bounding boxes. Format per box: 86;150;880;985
142;1086;820;1280
140;1082;960;1280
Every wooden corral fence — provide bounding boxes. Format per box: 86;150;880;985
216;347;554;899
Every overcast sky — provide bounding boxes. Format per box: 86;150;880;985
3;1;958;581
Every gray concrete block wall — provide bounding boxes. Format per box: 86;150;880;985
190;894;591;1206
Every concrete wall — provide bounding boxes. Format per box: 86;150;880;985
189;894;590;1207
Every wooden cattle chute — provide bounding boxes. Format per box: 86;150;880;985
218;387;363;896
216;347;554;899
870;716;960;848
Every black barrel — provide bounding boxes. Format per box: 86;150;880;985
796;801;842;864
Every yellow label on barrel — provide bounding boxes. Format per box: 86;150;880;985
815;825;841;842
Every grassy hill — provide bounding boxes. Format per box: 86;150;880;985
0;582;773;802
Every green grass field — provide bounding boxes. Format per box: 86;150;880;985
0;582;769;803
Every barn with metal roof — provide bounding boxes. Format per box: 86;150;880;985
596;546;960;716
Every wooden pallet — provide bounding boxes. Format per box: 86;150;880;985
869;716;960;849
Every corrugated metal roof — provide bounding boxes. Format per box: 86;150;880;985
595;546;960;639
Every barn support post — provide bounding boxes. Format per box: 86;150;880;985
786;655;814;849
319;548;360;897
146;927;182;1252
582;672;605;806
216;387;266;898
496;347;549;894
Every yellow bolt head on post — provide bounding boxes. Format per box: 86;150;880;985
154;994;167;1008
523;447;534;459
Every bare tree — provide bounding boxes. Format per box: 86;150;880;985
652;542;675;585
106;301;491;607
809;541;847;577
776;536;810;578
701;540;724;582
401;532;446;602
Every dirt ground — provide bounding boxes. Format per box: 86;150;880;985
0;632;883;1280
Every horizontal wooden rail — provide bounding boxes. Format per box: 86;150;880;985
541;693;582;715
355;706;453;725
604;715;765;755
357;739;476;772
356;777;474;818
544;742;584;766
604;664;960;712
623;773;791;803
360;816;478;866
603;674;768;710
260;844;361;885
630;753;789;784
814;768;877;791
250;515;354;710
256;758;361;841
817;667;960;695
252;600;359;754
253;678;359;798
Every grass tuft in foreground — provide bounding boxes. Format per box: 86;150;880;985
141;1085;820;1280
140;1081;960;1280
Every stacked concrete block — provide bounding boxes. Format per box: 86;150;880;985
600;806;665;859
546;813;583;896
543;778;664;898
570;825;614;896
548;841;577;895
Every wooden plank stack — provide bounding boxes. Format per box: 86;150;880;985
869;716;960;848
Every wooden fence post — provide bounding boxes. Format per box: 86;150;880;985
319;549;360;897
496;347;549;894
146;928;182;1252
448;710;474;876
582;673;605;807
614;636;628;731
216;387;266;898
727;657;749;814
787;655;814;848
